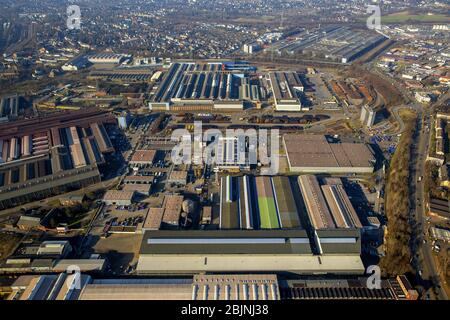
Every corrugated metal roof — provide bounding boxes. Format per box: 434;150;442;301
140;230;311;255
272;176;301;229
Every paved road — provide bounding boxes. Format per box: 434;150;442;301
0;176;120;218
391;106;411;134
390;85;448;300
365;63;448;299
412;112;448;300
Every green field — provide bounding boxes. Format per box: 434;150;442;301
359;12;450;24
382;13;449;24
258;197;280;229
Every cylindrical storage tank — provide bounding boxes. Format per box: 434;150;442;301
182;199;195;214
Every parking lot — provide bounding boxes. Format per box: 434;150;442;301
89;204;149;237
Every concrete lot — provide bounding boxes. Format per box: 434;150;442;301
93;233;143;274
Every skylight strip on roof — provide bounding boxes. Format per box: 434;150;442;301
147;238;288;245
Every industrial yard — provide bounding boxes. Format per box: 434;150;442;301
265;26;389;64
0;45;446;301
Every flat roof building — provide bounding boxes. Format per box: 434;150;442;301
122;183;151;196
168;170;188;185
298;175;335;229
268;72;304;111
16;215;42;230
219;176;240;229
130;150;156;166
298;175;362;230
255;176;280;229
137;230;364;275
429;198;450;220
87;53;130;64
220;176;254;230
37;241;72;258
162;194;183;227
284;135;375;174
80;280;192;300
103;190;135;206
143;208;165;231
9;272;416;300
321;184;362;229
272;176;302;229
220;175;302;230
52;259;106;273
123;175;154;185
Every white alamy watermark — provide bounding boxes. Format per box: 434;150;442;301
367;3;382;31
170;121;280;175
67;4;81;30
66;265;81;290
366;265;382;289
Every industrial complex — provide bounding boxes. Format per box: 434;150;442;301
270;26;388;64
149;62;260;111
1;0;449;305
0;109;116;209
4;272;418;300
219;175;302;230
267;72;306;111
0;95;22;122
136;173;366;275
136;229;364;275
298;175;363;230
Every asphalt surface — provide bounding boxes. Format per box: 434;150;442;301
391;85;447;300
366;62;448;299
412;111;448;300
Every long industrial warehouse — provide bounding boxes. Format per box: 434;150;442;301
298;175;362;230
268;72;304;111
137;230;365;275
220;175;302;230
272;176;302;229
298;175;335;229
284;134;375;173
149;62;257;111
255;176;280;229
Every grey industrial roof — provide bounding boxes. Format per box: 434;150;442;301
103;190;135;201
30;259;54;268
220;176;239;229
272;176;302;228
284;135;375;169
316;228;361;254
140;230;311;255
